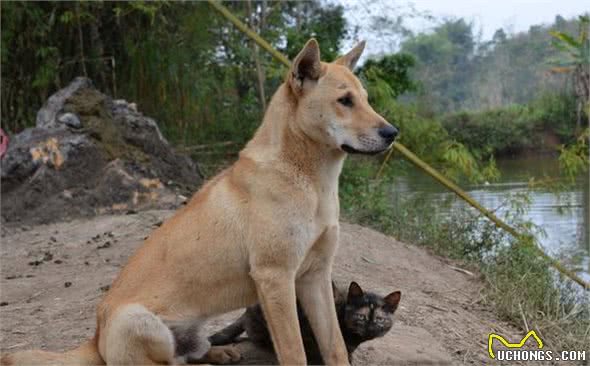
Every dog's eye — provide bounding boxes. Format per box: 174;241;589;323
338;95;353;107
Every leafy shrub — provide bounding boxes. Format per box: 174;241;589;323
442;106;535;156
441;92;578;157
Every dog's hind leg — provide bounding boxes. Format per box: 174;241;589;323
103;304;175;365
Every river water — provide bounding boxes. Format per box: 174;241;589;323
391;157;589;282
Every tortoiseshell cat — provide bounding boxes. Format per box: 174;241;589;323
209;282;401;364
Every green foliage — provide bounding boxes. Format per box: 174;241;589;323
549;14;590;134
442;92;578;157
357;53;417;99
558;128;590;183
549;15;590;70
282;3;346;61
442;106;536;156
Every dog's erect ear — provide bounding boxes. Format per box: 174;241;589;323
347;281;364;302
289;39;321;93
383;291;401;313
335;40;366;70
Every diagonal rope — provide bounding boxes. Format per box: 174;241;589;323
207;0;589;290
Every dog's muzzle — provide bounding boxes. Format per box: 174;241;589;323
341;124;399;155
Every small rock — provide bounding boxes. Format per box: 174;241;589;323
99;285;110;292
57;112;81;128
54;259;63;264
97;241;111;249
0;302;8;306
64;281;72;288
42;251;53;261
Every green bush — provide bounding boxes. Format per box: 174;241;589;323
441;93;578;157
528;92;578;142
442;106;535;156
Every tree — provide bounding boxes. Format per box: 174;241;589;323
549;14;590;132
357;53;417;99
400;18;475;113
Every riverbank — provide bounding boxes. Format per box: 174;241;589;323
0;210;539;365
340;156;590;360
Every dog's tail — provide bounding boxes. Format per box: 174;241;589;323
208;312;247;346
1;338;105;366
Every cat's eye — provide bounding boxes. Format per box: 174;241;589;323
338;94;353;107
354;313;368;321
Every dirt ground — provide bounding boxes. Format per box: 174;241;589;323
0;210;531;365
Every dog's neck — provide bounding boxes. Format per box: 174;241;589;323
243;83;345;187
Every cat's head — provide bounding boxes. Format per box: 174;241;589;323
342;281;401;340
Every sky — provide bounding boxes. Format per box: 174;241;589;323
407;0;588;40
337;0;589;58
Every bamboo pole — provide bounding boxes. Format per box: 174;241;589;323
206;0;589;290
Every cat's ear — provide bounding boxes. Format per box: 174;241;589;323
348;281;364;301
383;291;401;313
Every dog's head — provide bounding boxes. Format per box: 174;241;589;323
288;39;398;155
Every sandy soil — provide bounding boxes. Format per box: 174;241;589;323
0;210;530;365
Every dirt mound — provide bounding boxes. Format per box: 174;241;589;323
1;78;202;225
0;211;534;365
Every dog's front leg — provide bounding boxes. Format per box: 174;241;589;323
296;227;349;366
250;268;306;365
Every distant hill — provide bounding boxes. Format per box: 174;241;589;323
399;15;583;114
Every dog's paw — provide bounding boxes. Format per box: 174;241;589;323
205;345;241;364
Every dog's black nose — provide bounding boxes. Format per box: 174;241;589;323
378;125;398;141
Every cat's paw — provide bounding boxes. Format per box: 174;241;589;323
205;345;241;364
